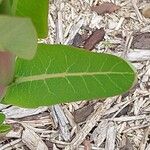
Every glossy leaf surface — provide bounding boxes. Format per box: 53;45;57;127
11;0;48;38
0;16;37;59
2;44;137;108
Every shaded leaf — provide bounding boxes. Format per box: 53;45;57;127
0;16;37;59
91;2;119;15
11;0;49;38
0;113;5;125
84;28;105;50
131;32;150;49
0;0;11;15
2;44;137;108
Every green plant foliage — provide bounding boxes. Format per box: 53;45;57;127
0;0;11;14
2;44;137;108
11;0;48;38
0;113;5;125
0;113;11;134
0;16;37;59
0;124;11;133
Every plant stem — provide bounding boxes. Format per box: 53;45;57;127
0;51;15;85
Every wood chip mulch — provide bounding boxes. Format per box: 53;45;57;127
0;0;150;150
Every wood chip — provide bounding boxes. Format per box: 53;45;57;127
105;122;116;150
2;106;48;118
83;137;91;150
139;127;150;150
64;18;84;45
22;123;48;150
72;33;84;47
51;105;71;141
120;136;134;150
131;32;150;49
91;2;119;15
65;103;105;150
84;28;105;50
131;0;144;23
114;49;150;61
73;103;95;123
91;120;108;146
142;4;150;18
0;139;22;150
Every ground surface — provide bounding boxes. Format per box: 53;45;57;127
0;0;150;150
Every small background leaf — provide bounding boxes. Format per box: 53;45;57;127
0;124;11;133
0;0;11;15
2;44;137;108
0;16;37;59
84;28;105;50
0;113;5;125
11;0;49;38
91;2;119;15
131;32;150;50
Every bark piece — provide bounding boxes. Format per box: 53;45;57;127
2;106;48;118
91;2;119;15
105;122;116;150
91;120;108;146
72;33;84;47
44;140;53;149
120;136;134;150
73;103;95;123
114;50;150;61
22;123;48;150
51;105;71;141
64;103;105;150
142;4;150;18
131;32;150;49
83;28;105;50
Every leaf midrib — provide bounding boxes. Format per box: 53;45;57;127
14;71;134;84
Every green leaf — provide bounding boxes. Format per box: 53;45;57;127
0;0;3;4
11;0;48;38
0;0;11;15
0;113;5;125
2;44;137;108
0;124;11;133
0;16;37;59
